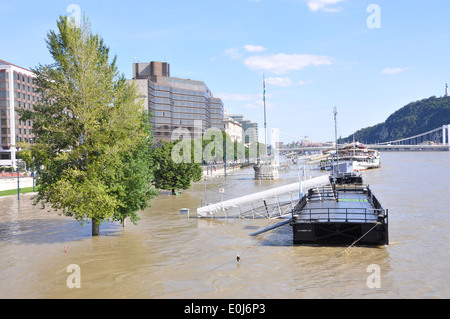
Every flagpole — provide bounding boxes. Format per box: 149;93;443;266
263;74;267;158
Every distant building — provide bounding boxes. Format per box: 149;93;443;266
223;116;243;143
0;60;36;168
131;61;224;143
227;114;258;145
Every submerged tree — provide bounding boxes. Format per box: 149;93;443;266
111;114;159;226
152;140;203;195
17;15;156;235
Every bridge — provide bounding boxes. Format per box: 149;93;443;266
368;124;450;151
279;125;450;153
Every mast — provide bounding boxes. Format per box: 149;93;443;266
263;74;267;157
333;107;340;173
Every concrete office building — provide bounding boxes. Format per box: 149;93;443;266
227;114;258;145
0;60;37;168
131;61;224;143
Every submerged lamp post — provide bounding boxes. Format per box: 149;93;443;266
32;159;35;192
30;138;35;192
16;134;20;200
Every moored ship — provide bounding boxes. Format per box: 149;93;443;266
321;142;381;171
338;142;381;170
291;160;388;246
290;180;389;246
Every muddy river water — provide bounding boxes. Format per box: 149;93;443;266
0;152;449;298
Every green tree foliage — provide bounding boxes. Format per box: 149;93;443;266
152;140;203;195
17;15;156;235
200;130;260;163
342;96;450;144
110;114;159;226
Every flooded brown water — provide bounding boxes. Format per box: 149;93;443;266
0;152;449;299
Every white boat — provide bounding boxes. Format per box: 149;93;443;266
324;142;381;171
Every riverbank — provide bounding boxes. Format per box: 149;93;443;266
0;177;34;192
0;186;38;197
202;163;244;178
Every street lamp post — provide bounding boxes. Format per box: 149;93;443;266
32;158;35;192
16;134;20;200
30;139;35;192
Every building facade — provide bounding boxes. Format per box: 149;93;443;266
227;114;258;145
223;116;243;143
0;60;36;168
131;61;224;143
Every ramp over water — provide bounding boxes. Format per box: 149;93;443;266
197;174;330;219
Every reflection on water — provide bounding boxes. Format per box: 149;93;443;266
0;152;449;298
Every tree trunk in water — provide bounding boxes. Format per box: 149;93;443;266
92;218;100;236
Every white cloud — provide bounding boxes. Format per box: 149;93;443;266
223;48;242;60
244;99;276;110
265;77;293;87
263;77;313;87
244;44;266;52
307;0;345;12
216;92;259;101
244;53;333;74
298;80;313;85
381;67;409;75
217;92;275;109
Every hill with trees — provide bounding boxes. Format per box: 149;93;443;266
342;96;450;144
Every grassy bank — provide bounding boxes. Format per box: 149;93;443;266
0;186;39;197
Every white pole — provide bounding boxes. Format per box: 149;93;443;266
444;125;448;145
448;125;450;145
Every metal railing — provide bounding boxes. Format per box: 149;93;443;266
294;207;387;223
292;185;388;224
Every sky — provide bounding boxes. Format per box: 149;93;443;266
1;0;450;143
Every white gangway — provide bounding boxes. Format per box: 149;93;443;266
197;174;330;219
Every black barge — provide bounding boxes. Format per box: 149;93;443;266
291;183;389;246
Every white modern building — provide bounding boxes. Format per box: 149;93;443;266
0;60;36;168
227;114;258;145
223;116;243;143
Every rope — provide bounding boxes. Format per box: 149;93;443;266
338;222;381;257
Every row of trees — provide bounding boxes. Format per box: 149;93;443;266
16;15;260;236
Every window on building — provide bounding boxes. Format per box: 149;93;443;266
0;152;12;160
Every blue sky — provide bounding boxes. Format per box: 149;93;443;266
2;0;450;143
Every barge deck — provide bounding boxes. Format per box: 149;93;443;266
291;184;389;246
